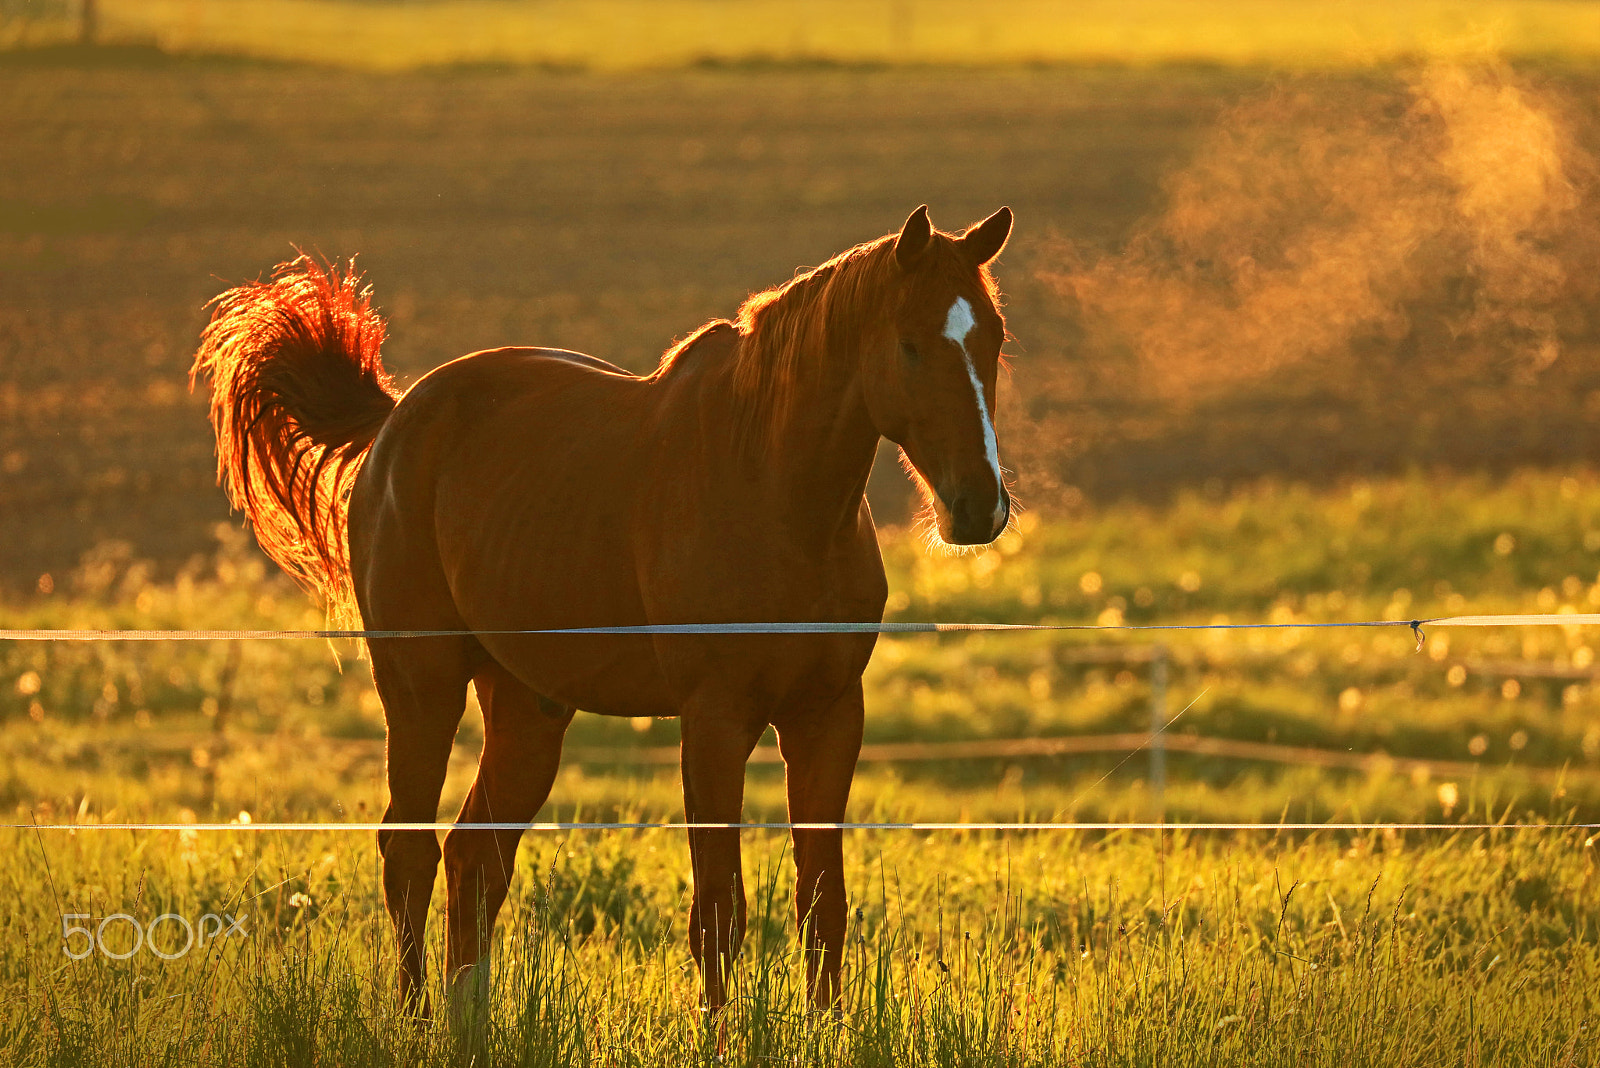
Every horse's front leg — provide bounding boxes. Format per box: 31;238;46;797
774;682;864;1009
680;705;766;1012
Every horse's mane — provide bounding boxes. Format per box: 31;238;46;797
738;233;1006;452
724;237;892;450
652;229;1003;454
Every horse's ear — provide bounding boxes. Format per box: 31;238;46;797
894;205;932;269
959;207;1012;265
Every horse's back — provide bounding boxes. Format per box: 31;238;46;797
486;346;634;379
357;345;641;498
402;345;638;402
356;343;655;560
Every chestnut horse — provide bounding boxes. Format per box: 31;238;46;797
191;205;1013;1016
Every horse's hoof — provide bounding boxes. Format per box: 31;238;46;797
446;961;492;1033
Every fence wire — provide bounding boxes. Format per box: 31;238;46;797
5;610;1597;832
12;820;1599;833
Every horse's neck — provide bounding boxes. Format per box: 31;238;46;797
775;367;878;518
743;320;880;540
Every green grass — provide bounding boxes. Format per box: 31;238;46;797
4;468;1600;1062
6;468;1600;826
5;823;1597;1065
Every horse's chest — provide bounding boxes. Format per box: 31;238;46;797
650;631;876;715
639;532;885;711
639;522;885;615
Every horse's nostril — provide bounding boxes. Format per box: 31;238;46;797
942;493;1000;545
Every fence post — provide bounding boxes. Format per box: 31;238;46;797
202;639;241;810
1150;644;1167;815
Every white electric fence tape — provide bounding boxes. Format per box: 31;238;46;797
2;613;1594;644
0;619;1423;641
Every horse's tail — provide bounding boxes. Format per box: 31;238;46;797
190;254;397;618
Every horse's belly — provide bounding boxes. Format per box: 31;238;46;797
475;632;673;718
481;629;874;722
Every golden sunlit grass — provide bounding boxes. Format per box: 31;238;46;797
12;0;1600;71
3;816;1594;1064
7;467;1600;830
2;470;1600;1062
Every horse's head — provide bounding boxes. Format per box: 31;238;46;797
864;205;1013;546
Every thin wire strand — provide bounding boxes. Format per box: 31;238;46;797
0;621;1415;640
0;612;1594;643
8;821;1593;832
1060;686;1208;811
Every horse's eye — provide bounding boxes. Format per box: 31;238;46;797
898;340;919;364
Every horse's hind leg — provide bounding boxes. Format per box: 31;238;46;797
370;634;476;1018
443;661;574;984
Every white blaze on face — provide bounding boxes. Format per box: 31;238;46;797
942;297;1006;528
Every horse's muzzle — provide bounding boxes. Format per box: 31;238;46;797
943;490;1010;546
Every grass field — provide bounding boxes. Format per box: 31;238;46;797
4;470;1600;1063
15;0;1600;71
5;823;1595;1065
11;467;1600;827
